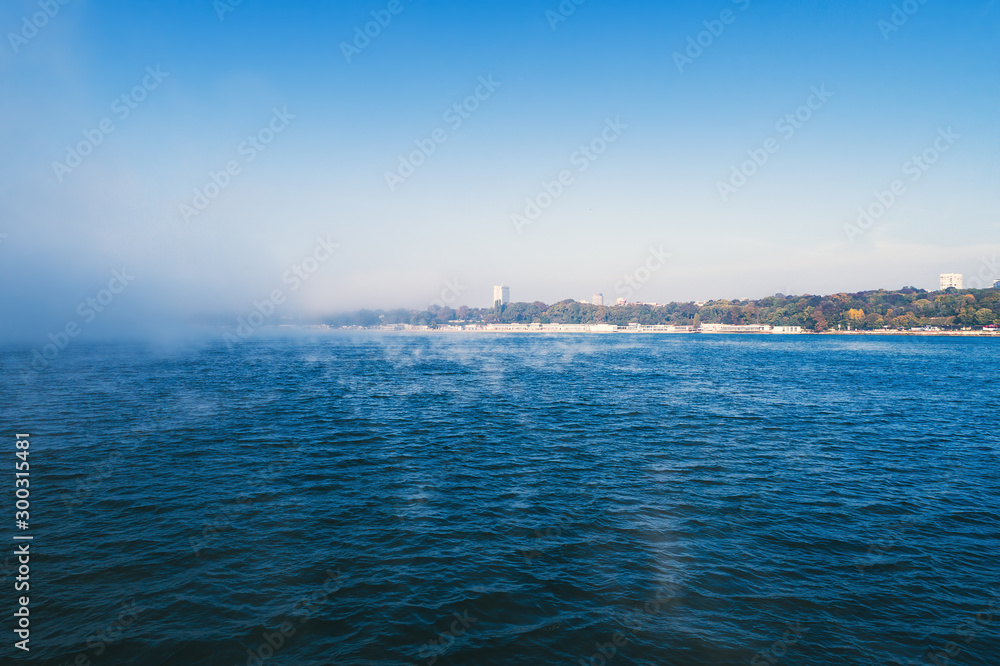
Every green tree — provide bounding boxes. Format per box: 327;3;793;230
958;305;976;326
974;308;995;326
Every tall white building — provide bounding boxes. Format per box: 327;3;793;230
493;285;510;308
592;293;604;306
940;273;963;290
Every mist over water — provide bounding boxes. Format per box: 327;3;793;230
3;333;998;665
5;1;1000;662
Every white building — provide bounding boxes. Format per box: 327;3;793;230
700;323;772;333
493;285;510;308
592;293;604;306
994;279;1000;289
615;297;627;306
773;326;803;334
940;273;963;290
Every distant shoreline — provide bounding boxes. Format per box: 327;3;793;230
317;287;1000;334
285;325;1000;338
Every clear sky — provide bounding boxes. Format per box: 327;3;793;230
1;0;998;338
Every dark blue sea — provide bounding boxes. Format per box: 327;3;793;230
3;333;999;665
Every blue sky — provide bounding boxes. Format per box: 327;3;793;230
1;0;998;337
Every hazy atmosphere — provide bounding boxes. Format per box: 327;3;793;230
2;0;999;340
5;3;1000;665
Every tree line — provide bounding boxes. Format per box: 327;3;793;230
322;287;1000;331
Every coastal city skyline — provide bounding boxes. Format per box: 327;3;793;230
486;272;995;310
310;277;1000;337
